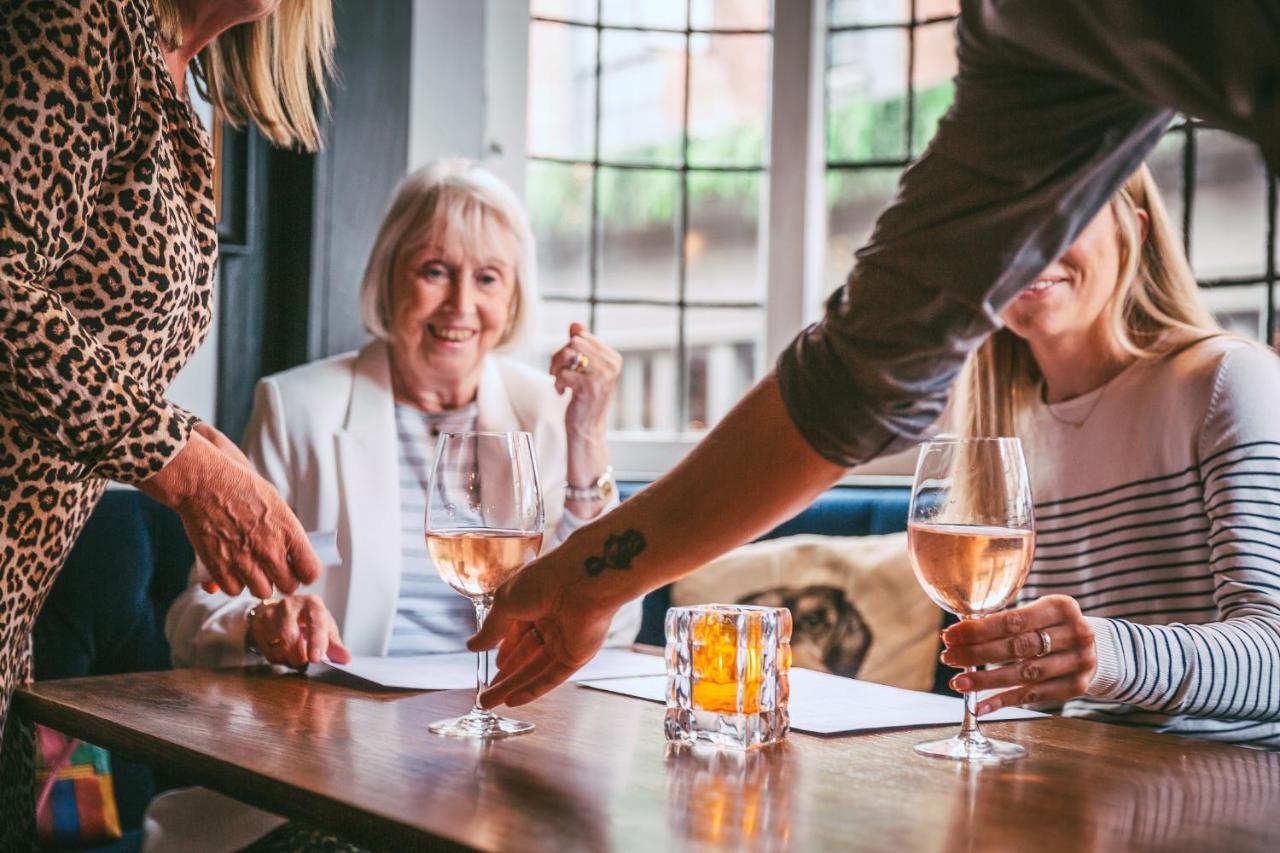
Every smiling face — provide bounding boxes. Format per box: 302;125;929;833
1000;202;1129;348
387;213;519;400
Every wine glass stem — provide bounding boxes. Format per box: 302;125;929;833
958;616;983;744
960;665;981;740
472;596;493;715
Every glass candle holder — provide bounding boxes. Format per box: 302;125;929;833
664;604;792;750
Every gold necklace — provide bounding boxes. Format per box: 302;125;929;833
1041;382;1109;429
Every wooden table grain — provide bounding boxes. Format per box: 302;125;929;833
15;667;1280;852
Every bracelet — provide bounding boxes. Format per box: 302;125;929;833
565;466;615;503
244;600;269;654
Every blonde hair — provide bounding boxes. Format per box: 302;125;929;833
953;164;1218;438
151;0;335;152
359;159;538;351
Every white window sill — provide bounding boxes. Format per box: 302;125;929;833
608;431;916;486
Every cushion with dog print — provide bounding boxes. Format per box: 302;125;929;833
670;533;942;692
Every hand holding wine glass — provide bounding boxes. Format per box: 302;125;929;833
907;437;1035;763
426;431;544;739
939;594;1098;715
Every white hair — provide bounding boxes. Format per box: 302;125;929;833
359;159;538;350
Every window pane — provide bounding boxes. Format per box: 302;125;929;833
688;34;770;168
600;30;686;165
1192;129;1270;280
1201;284;1269;342
684;308;762;430
1145;129;1186;251
911;20;956;154
601;0;687;29
827;28;910;162
527;160;592;299
686;171;762;301
527;299;586;372
691;0;771;30
829;0;910;28
825;167;900;294
598;167;681;300
596;305;681;431
528;22;597;160
531;0;597;23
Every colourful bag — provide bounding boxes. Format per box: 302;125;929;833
34;726;122;848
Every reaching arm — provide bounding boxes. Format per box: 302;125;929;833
468;376;846;706
165;380;298;666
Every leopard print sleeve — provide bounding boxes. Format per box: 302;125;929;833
0;0;201;484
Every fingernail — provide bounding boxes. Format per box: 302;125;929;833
976;702;993;716
952;676;972;691
940;651;956;665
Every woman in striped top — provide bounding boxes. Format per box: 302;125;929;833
940;164;1280;748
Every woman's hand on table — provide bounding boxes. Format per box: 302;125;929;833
940;594;1097;715
139;430;322;599
248;594;351;667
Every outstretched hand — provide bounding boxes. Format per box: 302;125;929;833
140;430;322;600
467;546;620;708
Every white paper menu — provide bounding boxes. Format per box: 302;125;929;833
328;647;668;691
578;667;1044;735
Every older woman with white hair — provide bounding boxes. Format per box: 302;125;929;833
146;160;639;850
167;158;639;668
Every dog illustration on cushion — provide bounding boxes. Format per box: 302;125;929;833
739;585;872;678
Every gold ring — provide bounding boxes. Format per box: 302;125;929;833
572;353;590;374
1035;629;1052;658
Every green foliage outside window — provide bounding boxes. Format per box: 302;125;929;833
527;81;955;239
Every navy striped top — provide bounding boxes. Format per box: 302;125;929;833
1014;335;1280;748
389;402;481;655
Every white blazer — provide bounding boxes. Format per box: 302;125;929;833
165;340;640;667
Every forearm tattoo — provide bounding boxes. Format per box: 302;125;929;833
584;529;646;576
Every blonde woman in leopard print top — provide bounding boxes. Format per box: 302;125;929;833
0;1;332;845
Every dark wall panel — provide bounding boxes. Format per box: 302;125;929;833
310;0;414;359
214;127;316;442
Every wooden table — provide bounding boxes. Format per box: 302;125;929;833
16;667;1280;852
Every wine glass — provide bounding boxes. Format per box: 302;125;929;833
907;437;1035;763
425;431;544;739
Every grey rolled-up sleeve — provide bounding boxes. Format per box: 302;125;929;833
778;0;1279;466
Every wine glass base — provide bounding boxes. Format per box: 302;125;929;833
428;710;535;740
914;732;1026;764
